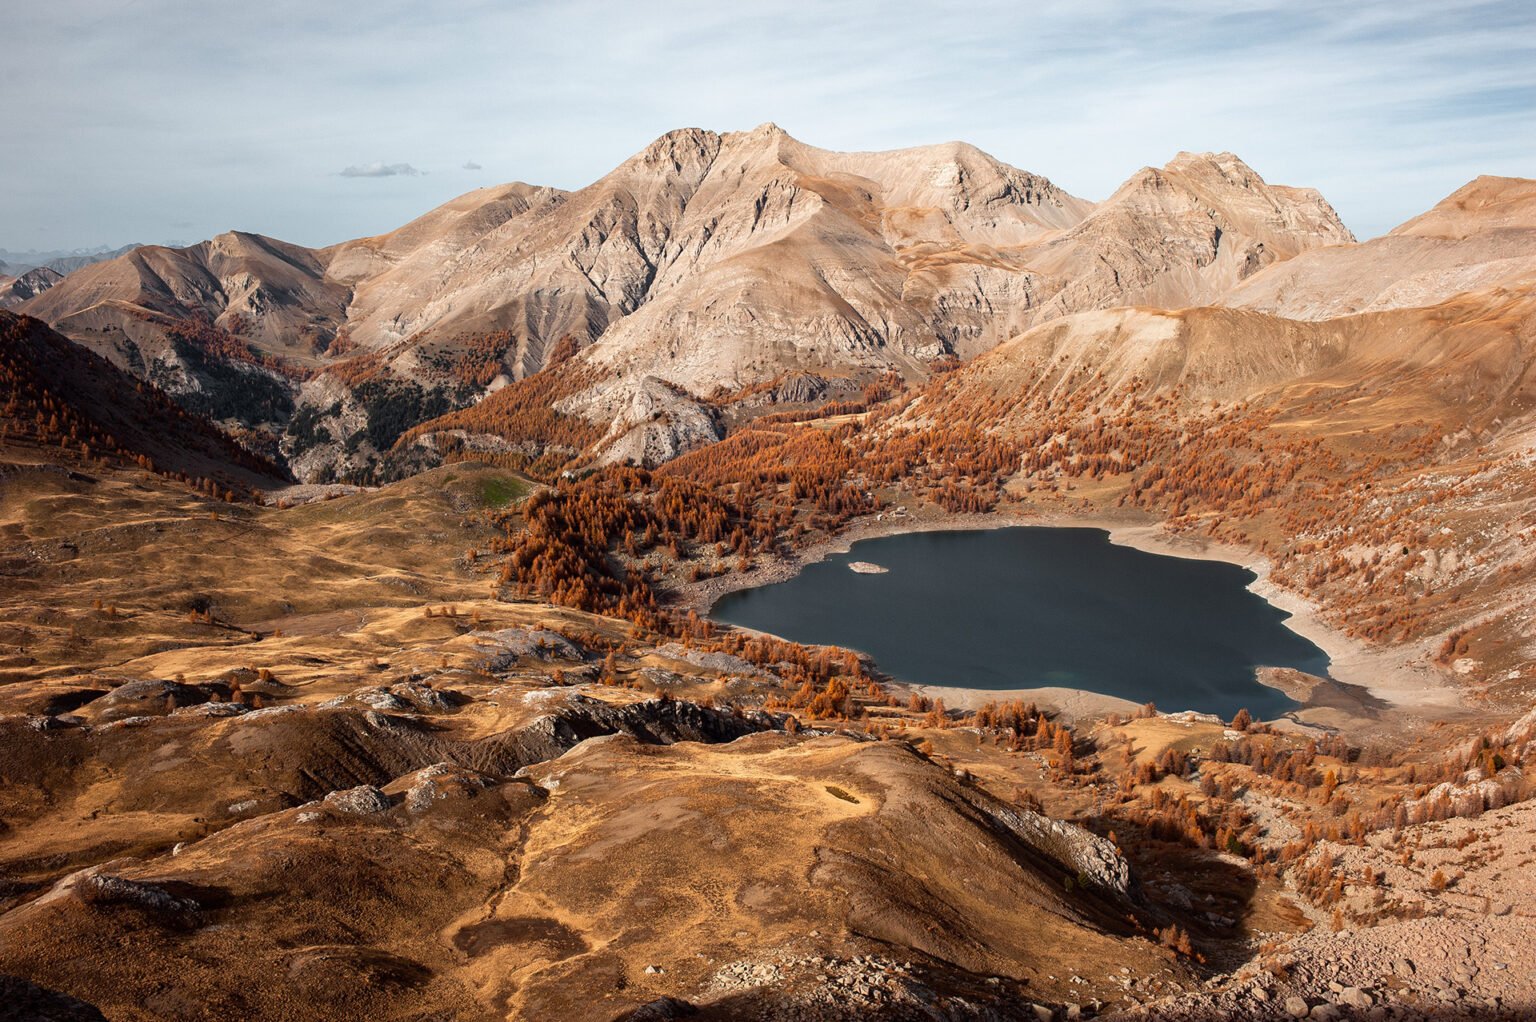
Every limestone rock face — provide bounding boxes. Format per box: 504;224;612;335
563;137;1348;409
567;376;723;468
67;871;200;916
987;803;1132;895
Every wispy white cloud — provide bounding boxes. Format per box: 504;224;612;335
462;160;482;171
3;0;1532;247
339;162;423;178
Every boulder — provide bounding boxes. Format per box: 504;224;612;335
1338;987;1373;1010
323;785;391;815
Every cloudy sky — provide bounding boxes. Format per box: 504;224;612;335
5;0;1533;251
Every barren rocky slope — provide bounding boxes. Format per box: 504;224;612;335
22;232;349;361
1222;176;1536;319
17;235;348;448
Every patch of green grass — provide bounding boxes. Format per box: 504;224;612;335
476;475;528;509
824;785;859;804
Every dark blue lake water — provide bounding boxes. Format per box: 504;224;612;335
711;527;1327;719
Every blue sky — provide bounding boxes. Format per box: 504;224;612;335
5;0;1533;250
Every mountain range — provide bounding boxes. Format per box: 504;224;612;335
17;125;1367;480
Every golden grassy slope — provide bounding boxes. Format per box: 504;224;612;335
1;458;1215;1021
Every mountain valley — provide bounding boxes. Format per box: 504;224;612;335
3;126;1536;1021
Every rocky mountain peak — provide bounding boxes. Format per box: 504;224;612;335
715;121;808;174
631;127;723;179
1166;149;1257;181
719;121;795;152
1102;151;1354;246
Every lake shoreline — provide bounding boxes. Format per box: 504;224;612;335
671;503;1463;728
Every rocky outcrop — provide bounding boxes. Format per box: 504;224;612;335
470;627;585;668
55;871;201;917
572;376;723;467
80;678;211;723
987;803;1132;896
322;784;392;815
649;643;778;680
472;696;777;776
396;763;496;813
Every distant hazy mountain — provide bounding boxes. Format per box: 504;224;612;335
0;242;145;276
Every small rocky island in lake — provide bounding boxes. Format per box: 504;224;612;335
848;561;889;574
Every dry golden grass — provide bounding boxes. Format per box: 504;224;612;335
1;457;1219;1020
